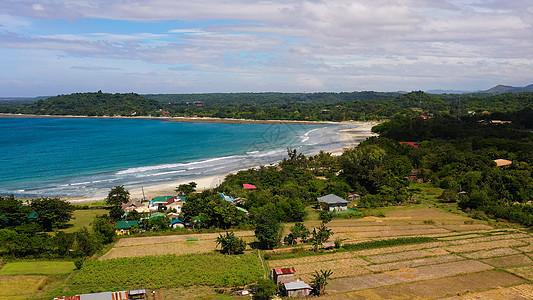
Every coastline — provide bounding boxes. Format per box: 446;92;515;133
0;113;326;125
66;121;378;204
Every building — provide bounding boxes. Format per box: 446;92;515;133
272;267;296;285
170;219;185;228
54;289;146;300
494;159;512;167
347;192;360;201
283;280;312;297
122;199;144;213
115;220;139;236
317;194;349;211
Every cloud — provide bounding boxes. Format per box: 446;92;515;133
1;0;533;95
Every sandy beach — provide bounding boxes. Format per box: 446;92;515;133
66;120;377;205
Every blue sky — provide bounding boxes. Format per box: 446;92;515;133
1;0;532;96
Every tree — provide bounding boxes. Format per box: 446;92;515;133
109;205;125;221
91;215;116;244
253;278;278;300
310;222;333;251
318;210;333;223
106;185;130;206
311;269;333;295
285;222;310;245
254;206;283;249
29;198;74;231
216;231;246;254
176;182;197;195
0;195;30;229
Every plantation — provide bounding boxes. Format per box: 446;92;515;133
66;252;263;294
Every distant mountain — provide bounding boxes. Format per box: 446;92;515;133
482;84;533;94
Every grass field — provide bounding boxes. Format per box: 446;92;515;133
0;261;75;275
0;275;48;299
63;209;109;233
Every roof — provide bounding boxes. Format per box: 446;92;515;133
116;220;139;229
122;199;142;208
243;183;257;189
494;159;512;167
149;212;166;219
317;194;349;205
152;196;174;204
283;281;312;291
273;267;296;275
171;219;184;225
400;141;419;148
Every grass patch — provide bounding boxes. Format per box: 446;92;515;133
66;252;263;294
63;209;109;233
343;237;438;251
0;275;48;298
0;261;76;275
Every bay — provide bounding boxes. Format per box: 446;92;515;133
0;117;348;198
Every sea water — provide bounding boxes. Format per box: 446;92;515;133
0;117;352;198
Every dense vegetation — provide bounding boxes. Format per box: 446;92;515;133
0;196;115;258
2;90;533;121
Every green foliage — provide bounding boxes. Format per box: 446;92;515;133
343;237;437;251
318;211;333;223
68;253;263;292
29;197;75;231
254;207;283;249
216;231;247;254
106;185;130;207
91;215;116;244
311;269;333;296
74;258;84;270
310;222;333;251
253;278;278;299
176;182;197;195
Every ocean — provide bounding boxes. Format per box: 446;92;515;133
0;117;352;198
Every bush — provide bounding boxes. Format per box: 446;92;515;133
74;258;84;270
253;278;278;299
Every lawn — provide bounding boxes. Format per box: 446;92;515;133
63;209;109;233
0;261;76;275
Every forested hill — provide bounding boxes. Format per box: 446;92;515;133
1;91;162;116
1;91;533;121
145;91;402;106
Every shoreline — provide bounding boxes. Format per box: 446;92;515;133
66;121;377;205
0;113;329;125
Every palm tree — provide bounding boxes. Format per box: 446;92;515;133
311;269;333;295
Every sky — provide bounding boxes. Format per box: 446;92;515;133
1;0;532;97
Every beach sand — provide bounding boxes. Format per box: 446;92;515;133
66;121;378;204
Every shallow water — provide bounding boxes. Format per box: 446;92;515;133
0;117;351;198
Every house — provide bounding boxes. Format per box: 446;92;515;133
400;141;419;148
317;194;349;211
122;199;144;213
283;280;312;298
170;219;185;228
167;212;180;220
54;289;145;300
221;193;235;204
115;220;139;236
347;192;360;201
272;267;296;285
150;196;174;211
494;159;512;167
166;196;185;213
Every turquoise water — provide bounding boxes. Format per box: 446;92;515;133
0;117;348;198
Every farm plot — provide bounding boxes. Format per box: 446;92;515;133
438;283;533;300
444;238;528;253
365;254;464;272
482;254;533;267
325;270;525;300
328;260;493;293
0;275;48;299
0;261;75;275
67;253;263;294
462;247;521;259
364;248;449;263
100;231;255;260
